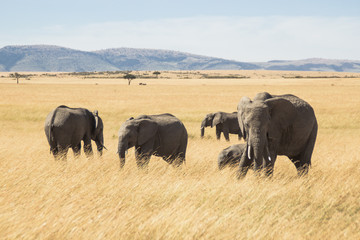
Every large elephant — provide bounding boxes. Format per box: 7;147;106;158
218;144;246;170
200;112;242;141
44;105;105;160
237;92;318;178
117;113;188;169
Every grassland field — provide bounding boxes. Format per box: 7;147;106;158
0;70;360;239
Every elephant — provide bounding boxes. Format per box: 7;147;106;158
200;112;242;141
237;92;318;178
117;113;188;169
44;105;105;160
218;144;246;170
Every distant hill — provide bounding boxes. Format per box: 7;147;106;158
0;45;118;72
257;58;360;72
94;48;258;71
1;45;360;72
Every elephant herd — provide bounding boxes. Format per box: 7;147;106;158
44;92;318;178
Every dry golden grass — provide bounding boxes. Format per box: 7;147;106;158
1;70;360;239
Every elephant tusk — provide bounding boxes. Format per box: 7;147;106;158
103;145;108;150
247;145;251;160
265;145;271;161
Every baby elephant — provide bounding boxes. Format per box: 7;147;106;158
117;113;188;169
44;105;105;160
218;144;246;170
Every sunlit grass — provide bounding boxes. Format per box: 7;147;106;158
0;70;360;239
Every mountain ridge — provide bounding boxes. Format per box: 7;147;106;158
1;45;360;72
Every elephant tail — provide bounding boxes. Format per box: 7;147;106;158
49;111;56;141
49;124;55;152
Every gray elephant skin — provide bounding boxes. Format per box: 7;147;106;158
44;105;105;160
200;112;242;141
237;92;318;178
118;113;188;169
218;144;246;170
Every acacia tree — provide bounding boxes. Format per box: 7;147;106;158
123;73;136;85
9;72;21;84
153;71;161;78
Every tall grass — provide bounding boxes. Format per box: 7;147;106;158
0;72;360;239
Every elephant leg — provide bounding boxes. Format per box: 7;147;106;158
215;126;221;140
72;143;81;158
289;155;309;177
296;124;317;176
177;152;186;166
165;155;176;165
173;141;187;167
169;152;185;168
253;158;263;177
290;125;317;176
292;156;310;177
263;153;276;177
261;142;277;177
237;151;252;179
135;147;141;160
136;154;151;169
51;146;59;159
134;146;150;169
136;138;156;169
83;137;93;158
49;139;58;156
223;128;230;142
48;137;60;159
57;145;68;161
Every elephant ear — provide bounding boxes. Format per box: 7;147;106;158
200;116;207;128
137;119;159;146
212;113;223;127
265;97;297;134
237;96;251;140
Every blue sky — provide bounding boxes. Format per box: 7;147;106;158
1;0;360;61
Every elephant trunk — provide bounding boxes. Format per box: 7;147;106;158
200;127;205;138
95;133;104;156
200;119;206;138
118;138;127;168
218;152;227;170
248;133;266;171
253;144;263;162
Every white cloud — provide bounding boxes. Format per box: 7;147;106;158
15;16;360;61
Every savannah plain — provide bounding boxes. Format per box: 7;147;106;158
0;70;360;239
